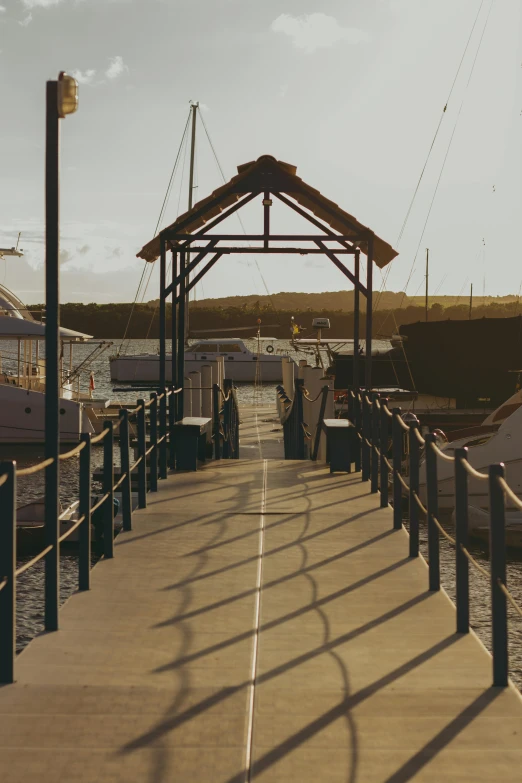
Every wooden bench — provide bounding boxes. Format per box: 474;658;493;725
173;417;212;471
322;418;357;473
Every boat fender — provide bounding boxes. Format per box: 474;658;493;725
266;344;274;354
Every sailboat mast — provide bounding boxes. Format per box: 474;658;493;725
185;102;198;344
425;248;429;323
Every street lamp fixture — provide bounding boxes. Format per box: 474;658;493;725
57;71;79;118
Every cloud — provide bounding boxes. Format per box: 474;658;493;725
271;13;369;54
71;68;96;85
0;6;6;12
19;13;32;25
105;55;127;80
21;0;64;7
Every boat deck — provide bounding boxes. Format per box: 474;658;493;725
1;405;522;781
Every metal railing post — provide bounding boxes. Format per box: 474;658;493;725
169;387;176;469
362;394;370;482
0;462;16;684
312;386;329;461
408;422;420;557
78;434;91;590
379;399;389;508
489;463;508;687
354;389;361;473
159;387;168;480
119;409;132;532
213;384;221;460
103;421;114;559
425;433;440;591
454;447;469;633
392;408;403;530
137;400;147;508
371;394;379;493
149;392;158;492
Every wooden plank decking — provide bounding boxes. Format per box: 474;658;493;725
1;405;522;781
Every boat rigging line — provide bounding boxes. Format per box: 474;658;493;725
373;0;487;312
377;0;495;334
117;107;192;355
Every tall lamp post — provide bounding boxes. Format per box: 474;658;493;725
45;72;78;631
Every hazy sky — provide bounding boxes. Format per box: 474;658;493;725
0;0;521;304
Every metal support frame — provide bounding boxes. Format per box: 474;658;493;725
159;235;166;391
392;408;403;530
103;422;114;559
0;461;16;684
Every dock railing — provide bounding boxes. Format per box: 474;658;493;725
212;379;240;460
353;389;522;688
0;385;183;684
277;379;306;459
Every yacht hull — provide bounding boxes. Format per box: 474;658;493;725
0;384;93;444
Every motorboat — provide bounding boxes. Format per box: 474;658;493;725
110;338;295;383
16;494;132;553
418;390;522;510
0;282;112;443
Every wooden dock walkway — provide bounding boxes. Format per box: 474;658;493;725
1;405;522;781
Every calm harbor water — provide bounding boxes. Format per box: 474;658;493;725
10;338;522;690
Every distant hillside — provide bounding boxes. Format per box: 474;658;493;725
189;291;519;313
27;295;522;339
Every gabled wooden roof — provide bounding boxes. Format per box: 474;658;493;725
137;155;398;268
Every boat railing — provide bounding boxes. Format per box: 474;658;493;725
0;385;182;684
352;388;522;688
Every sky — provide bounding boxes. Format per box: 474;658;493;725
0;0;521;305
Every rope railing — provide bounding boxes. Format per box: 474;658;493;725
0;382;193;684
355;386;522;686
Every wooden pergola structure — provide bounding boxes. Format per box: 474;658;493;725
137;155;398;416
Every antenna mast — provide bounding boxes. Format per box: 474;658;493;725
185;101;198;344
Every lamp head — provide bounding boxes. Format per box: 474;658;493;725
57;72;79;118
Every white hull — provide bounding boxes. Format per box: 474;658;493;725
419;403;522;510
0;384;94;444
110;353;291;383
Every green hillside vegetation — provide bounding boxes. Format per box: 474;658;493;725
27;293;522;339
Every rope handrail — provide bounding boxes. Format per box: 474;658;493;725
413;427;426;446
394;413;410;433
373;444;381;458
91;428;109;445
460;459;489;481
497;476;522;511
0;577;7;592
15;544;54;577
460;544;490;580
145;443;156;457
112;473;127;492
58;441;86;461
303;387;327;403
497;580;522;618
58;514;86;544
383;455;393;472
396;471;410;493
430;441;455;463
382;403;393;418
0;474;7;488
17;457;54;477
90;492;110;515
130;455;143;471
412;491;427;515
432;515;456;546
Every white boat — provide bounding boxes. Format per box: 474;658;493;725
418;390;522;509
110;338;295;383
0;282;112;443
